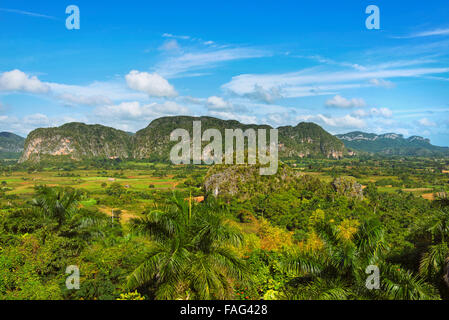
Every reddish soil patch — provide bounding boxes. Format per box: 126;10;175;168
422;193;435;200
184;196;205;203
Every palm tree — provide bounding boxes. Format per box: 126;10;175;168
31;185;107;240
283;218;438;300
127;194;247;300
419;208;449;296
32;185;81;229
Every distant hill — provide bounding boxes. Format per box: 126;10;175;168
19;116;345;163
133;116;272;160
336;131;449;156
20;123;133;163
134;116;345;160
278;122;345;159
0;132;25;159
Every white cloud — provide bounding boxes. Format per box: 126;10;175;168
206;96;232;111
57;93;112;106
307;55;367;71
326;95;366;109
159;39;181;52
208;110;257;124
222;67;449;100
264;112;295;127
297;114;366;129
23;113;50;126
0;69;50;94
156;47;268;78
374;108;393;118
243;85;282;103
0;8;57;20
266;113;284;126
307;56;437;72
181;96;205;105
162;33;190;40
154;101;189;115
281;83;365;98
49;81;148;104
0;70;151;107
352;107;393;118
369;78;396;88
126;70;177;98
0;113;83;136
400;28;449;38
95;101;189;121
418;117;437;127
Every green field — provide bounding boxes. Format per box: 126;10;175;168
1;157;449;300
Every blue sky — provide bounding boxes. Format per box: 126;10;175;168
1;0;449;146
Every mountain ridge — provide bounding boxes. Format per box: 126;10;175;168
12;119;449;163
336;131;449;156
18;116;345;163
0;132;25;159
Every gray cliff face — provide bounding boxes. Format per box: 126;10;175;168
19;123;132;163
18;116;347;163
332;177;364;200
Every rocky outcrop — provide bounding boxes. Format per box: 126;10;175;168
19;123;132;163
204;163;303;201
332;176;364;200
18;116;348;163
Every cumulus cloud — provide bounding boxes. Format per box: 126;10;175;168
369;78;396;89
181;96;205;105
352;107;393;118
95;101;189;121
264;112;295;127
57;93;112;106
206;96;233;111
0;70;151;107
125;70;178;98
0;69;50;94
23;113;50;126
49;81;148;104
297;114;366;129
97;101;143;119
325;95;366;109
159;39;181;52
266;113;284;126
243;85;282;103
154;101;189;115
0;113;83;136
372;108;393;118
205;96;251;116
208;110;257;124
418;117;437;127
